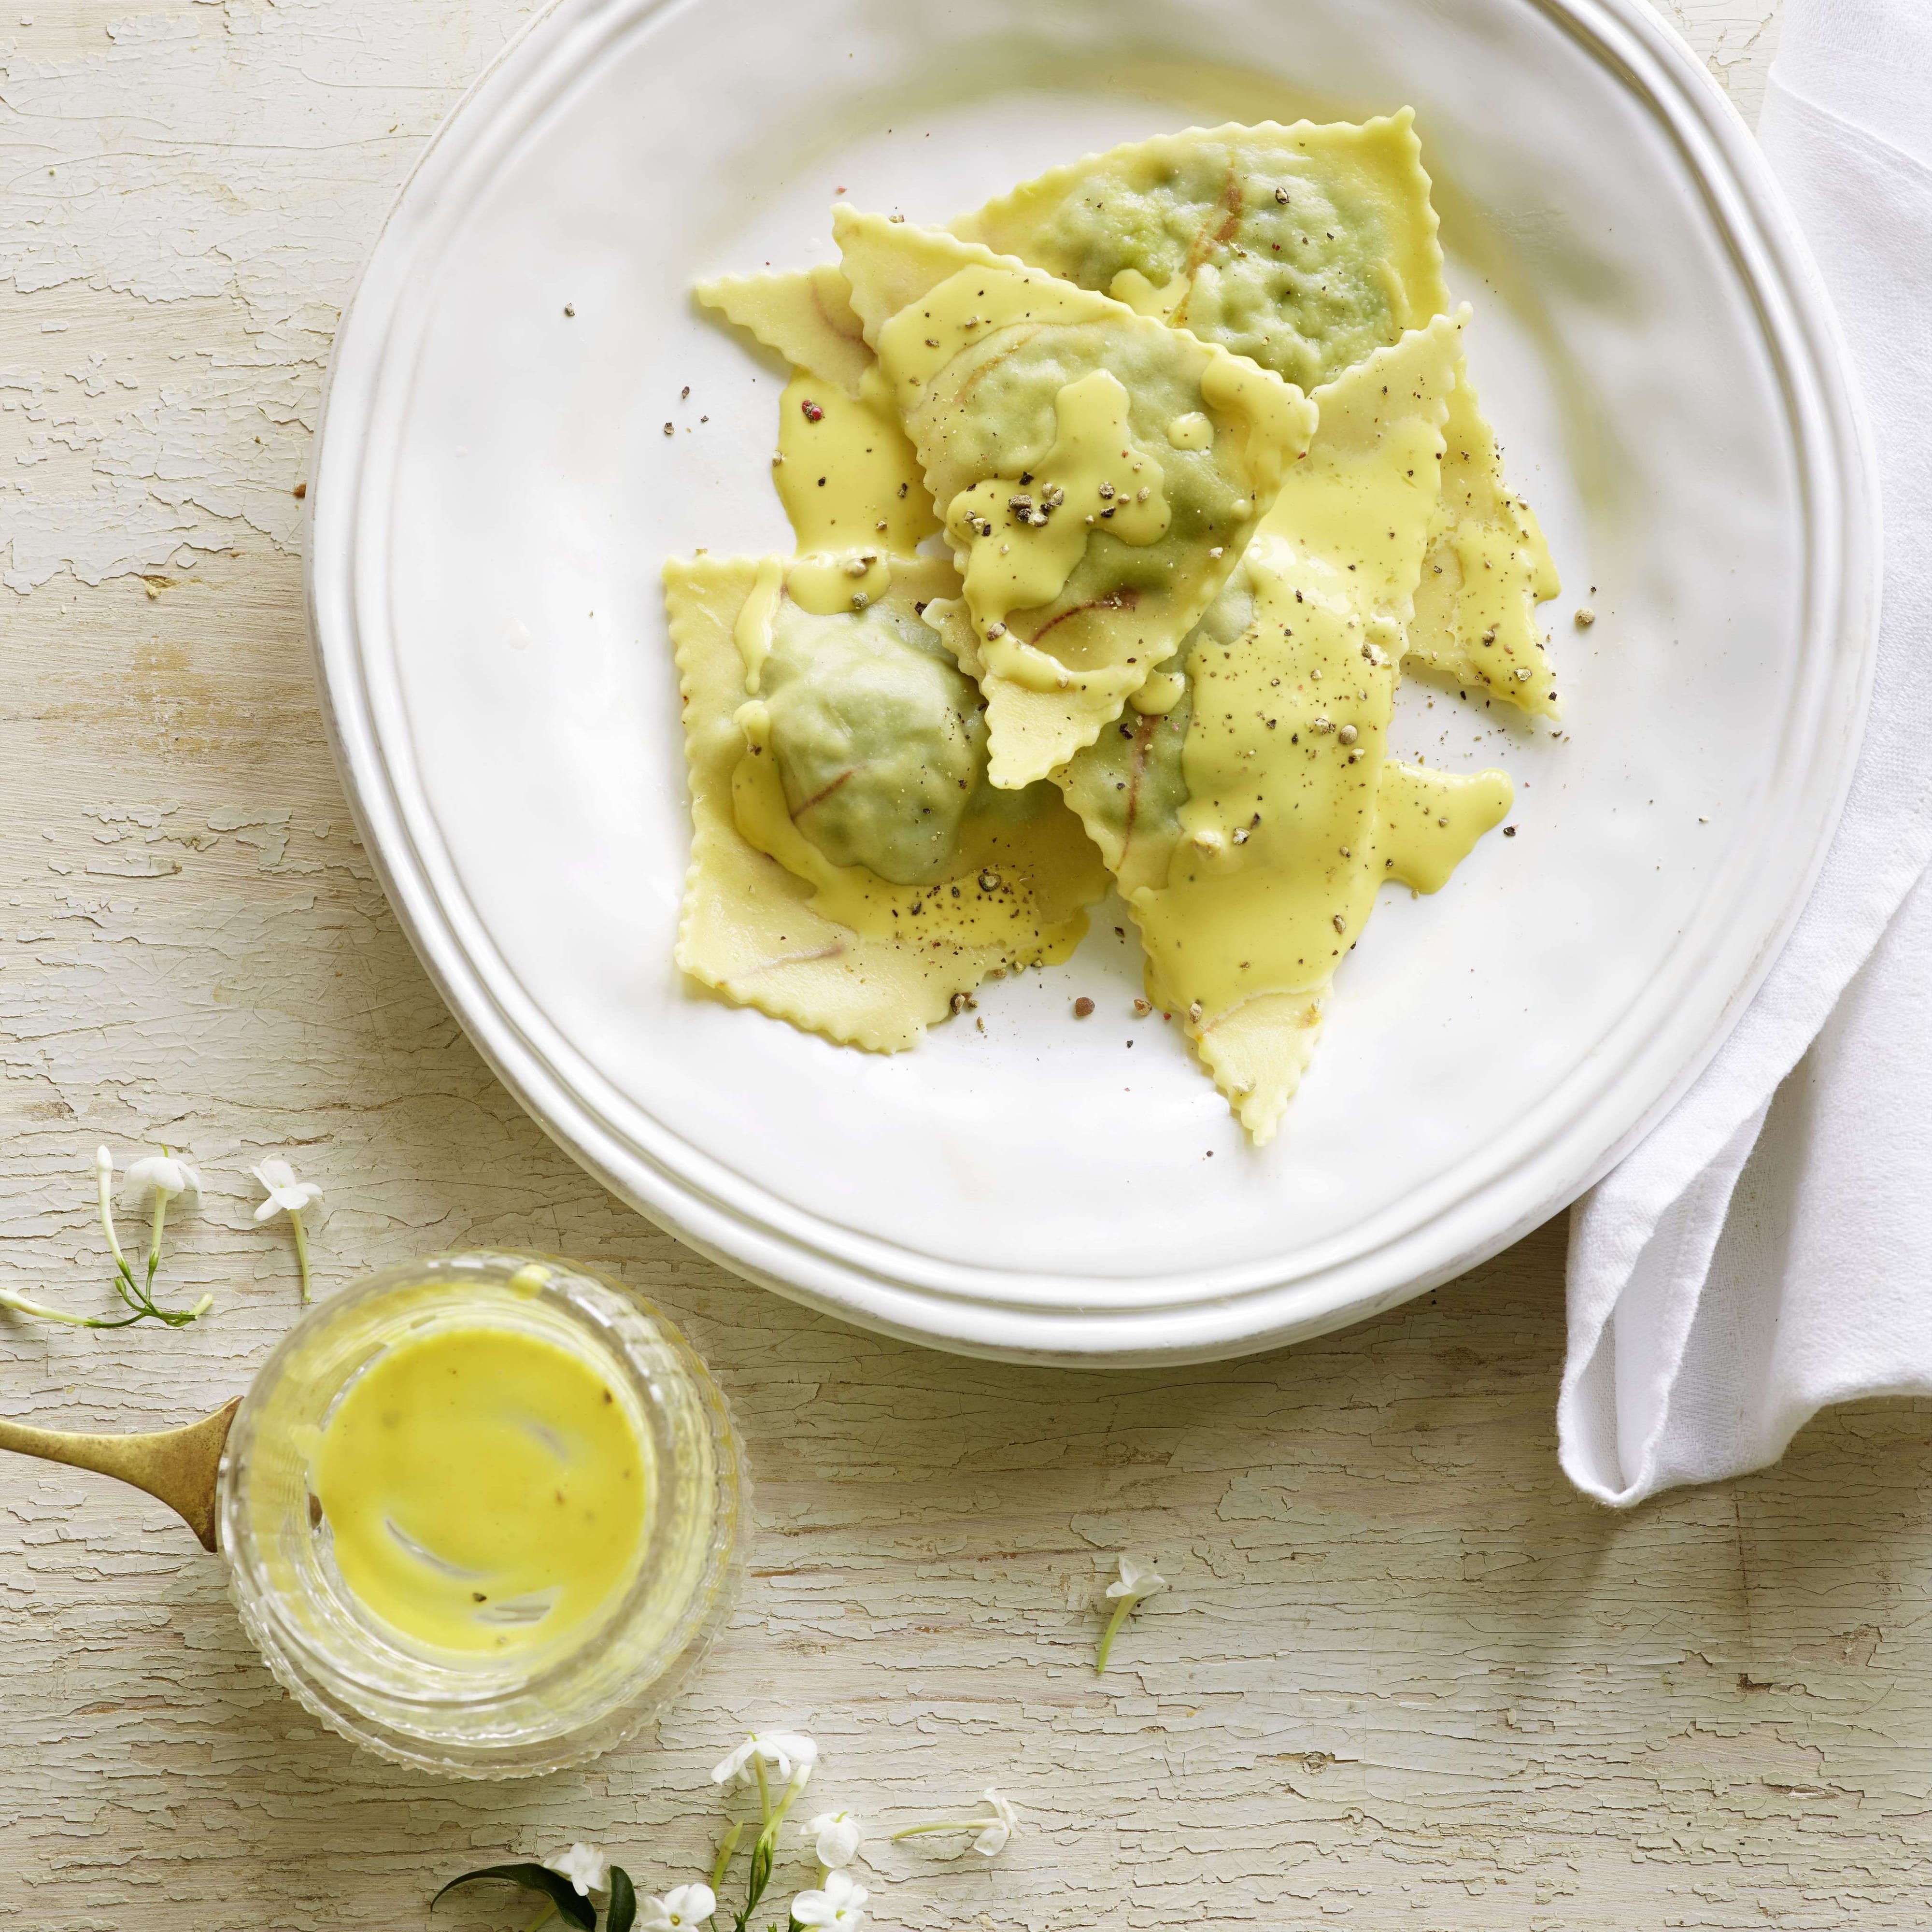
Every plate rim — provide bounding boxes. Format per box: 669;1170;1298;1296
305;0;1883;1365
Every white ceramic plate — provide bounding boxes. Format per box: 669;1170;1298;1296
308;0;1877;1364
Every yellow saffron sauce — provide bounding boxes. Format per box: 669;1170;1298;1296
313;1326;648;1657
774;370;936;557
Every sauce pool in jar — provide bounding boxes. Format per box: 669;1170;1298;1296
313;1326;648;1656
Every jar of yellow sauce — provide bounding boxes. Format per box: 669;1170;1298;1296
217;1251;742;1777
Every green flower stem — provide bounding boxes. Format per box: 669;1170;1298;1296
89;1166;212;1329
753;1756;772;1823
742;1768;810;1929
525;1907;556;1932
0;1287;106;1328
290;1209;313;1303
1095;1592;1143;1675
147;1190;168;1281
710;1822;744;1893
98;1148;213;1327
892;1820;983;1841
765;1770;809;1837
95;1161;128;1274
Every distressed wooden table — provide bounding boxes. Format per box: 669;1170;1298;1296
17;6;1927;1929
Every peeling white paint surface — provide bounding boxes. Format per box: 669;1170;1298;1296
0;0;530;588
16;8;1932;1931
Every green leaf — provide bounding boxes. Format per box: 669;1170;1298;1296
605;1868;637;1932
432;1863;597;1930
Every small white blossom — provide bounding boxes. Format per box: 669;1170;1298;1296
1106;1556;1167;1603
806;1810;861;1869
789;1871;868;1931
972;1790;1017;1857
251;1157;323;1222
891;1789;1018;1859
251;1156;323;1302
67;1146;211;1328
710;1729;820;1786
1096;1556;1168;1674
545;1844;610;1897
123;1153;201;1208
639;1882;716;1930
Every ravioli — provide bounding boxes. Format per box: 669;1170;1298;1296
668;553;1108;1052
696;265;873;398
952;117;1561;718
952;113;1448;396
836;208;1318;788
1126;317;1510;1140
1051;641;1194;899
1406;365;1563;714
950;572;1251;898
759;591;985;884
674;114;1559;1119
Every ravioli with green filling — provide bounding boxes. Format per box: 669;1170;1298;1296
673;115;1561;1116
951;112;1449;395
1048;638;1196;900
950;115;1562;718
667;552;1108;1052
1126;317;1511;1140
934;574;1252;898
760;593;985;884
835;208;1318;789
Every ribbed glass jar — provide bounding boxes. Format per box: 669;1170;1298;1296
217;1250;741;1777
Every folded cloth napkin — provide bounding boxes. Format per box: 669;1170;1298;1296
1558;0;1932;1505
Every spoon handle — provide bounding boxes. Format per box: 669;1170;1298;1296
0;1398;242;1552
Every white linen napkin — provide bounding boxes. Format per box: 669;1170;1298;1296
1558;0;1932;1505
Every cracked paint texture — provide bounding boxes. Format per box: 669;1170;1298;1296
14;6;1932;1931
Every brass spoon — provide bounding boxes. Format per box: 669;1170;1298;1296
0;1399;241;1551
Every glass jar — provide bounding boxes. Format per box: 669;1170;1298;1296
217;1250;742;1778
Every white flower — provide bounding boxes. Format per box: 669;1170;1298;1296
710;1729;820;1786
789;1871;868;1931
81;1146;212;1327
1106;1556;1167;1602
806;1809;861;1869
890;1789;1018;1859
251;1155;323;1302
251;1157;323;1222
545;1843;610;1897
971;1789;1017;1857
1096;1556;1168;1674
639;1882;716;1930
123;1153;201;1208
